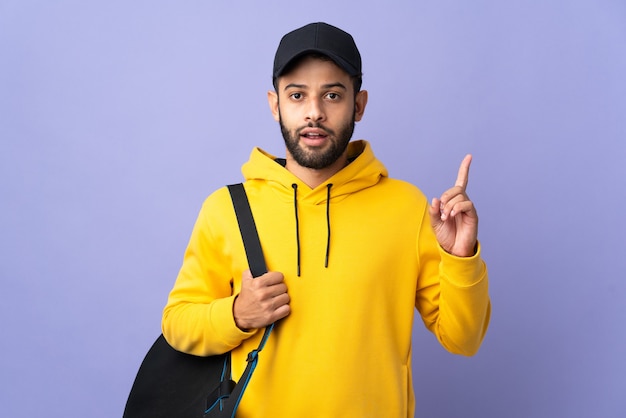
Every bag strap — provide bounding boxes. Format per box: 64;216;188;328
205;184;273;417
228;181;274;372
228;183;267;278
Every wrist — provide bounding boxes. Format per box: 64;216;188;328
443;241;479;258
459;242;478;257
232;295;250;332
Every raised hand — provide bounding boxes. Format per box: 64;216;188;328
428;154;478;257
233;270;291;330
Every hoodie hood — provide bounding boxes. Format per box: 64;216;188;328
241;140;388;203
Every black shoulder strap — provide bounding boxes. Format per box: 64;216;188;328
205;184;273;417
227;183;267;277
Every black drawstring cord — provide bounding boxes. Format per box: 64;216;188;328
292;184;301;277
325;184;333;268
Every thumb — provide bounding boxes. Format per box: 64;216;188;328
241;269;254;284
429;197;443;227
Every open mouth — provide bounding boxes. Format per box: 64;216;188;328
302;132;326;139
299;128;329;145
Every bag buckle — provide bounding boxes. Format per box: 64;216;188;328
246;349;259;363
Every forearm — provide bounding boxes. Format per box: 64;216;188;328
162;293;255;356
432;244;491;356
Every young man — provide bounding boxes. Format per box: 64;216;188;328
162;22;491;417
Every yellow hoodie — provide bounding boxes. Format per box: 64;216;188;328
163;140;491;418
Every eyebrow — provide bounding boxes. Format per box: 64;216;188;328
283;82;348;92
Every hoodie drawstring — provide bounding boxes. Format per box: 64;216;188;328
291;183;333;276
291;184;301;277
325;184;333;268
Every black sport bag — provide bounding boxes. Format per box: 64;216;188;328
123;183;272;418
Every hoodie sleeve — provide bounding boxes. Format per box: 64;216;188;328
161;188;257;356
415;205;491;356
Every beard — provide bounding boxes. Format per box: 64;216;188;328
279;113;356;170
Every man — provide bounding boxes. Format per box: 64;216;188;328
162;22;491;417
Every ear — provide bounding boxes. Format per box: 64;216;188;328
354;90;368;122
267;90;280;122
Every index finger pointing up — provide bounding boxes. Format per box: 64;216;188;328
455;154;473;189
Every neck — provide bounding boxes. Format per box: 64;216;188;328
285;153;348;189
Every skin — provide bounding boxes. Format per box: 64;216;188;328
233;56;479;330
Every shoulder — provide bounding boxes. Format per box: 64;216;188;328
202;186;232;207
348;177;429;222
196;185;239;223
378;177;428;205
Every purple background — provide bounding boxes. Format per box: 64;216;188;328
1;1;625;417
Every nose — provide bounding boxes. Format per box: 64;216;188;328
305;97;325;123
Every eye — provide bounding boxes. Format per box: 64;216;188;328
325;92;340;100
290;92;303;100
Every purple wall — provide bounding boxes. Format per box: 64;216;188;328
1;1;624;417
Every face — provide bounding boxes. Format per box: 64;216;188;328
269;56;367;170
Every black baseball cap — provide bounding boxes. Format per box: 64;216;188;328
272;22;362;81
